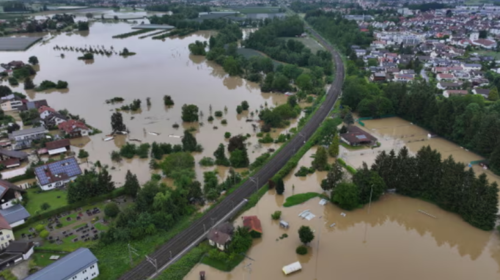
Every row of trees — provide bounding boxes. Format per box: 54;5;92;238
329;146;499;231
343;79;500;173
67;167;115;204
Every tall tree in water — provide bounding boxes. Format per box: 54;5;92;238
123;170;140;197
111;112;126;132
182;130;197;152
276;178;284;195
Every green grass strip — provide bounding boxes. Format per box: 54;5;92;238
283;192;323;207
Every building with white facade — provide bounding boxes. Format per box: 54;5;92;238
0;204;30;228
8;127;48;150
34;157;82;191
24;248;99;280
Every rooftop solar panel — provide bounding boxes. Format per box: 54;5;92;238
34;158;82;186
356;135;368;140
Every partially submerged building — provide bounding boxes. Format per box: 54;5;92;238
340;126;378;147
8;127;48;150
242;216;262;238
207;222;234;251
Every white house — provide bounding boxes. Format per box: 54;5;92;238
8;127;48;150
207;222;234;251
0;95;23;112
0;215;14;249
34;157;82;191
0;204;30;228
58;120;92;138
0;241;34;270
0;180;25;210
38;106;56;120
24;248;99;280
461;63;482;71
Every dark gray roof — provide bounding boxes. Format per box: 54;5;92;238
0;149;28;159
0;204;30;224
0;37;42;51
9;127;48;139
6;241;33;254
24;248;98;280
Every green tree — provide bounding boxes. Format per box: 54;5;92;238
276;178;284;195
229;148;249;168
298;225;314;245
344;112;354;126
321;162;343;191
161;152;195;180
104;202;120;218
181;104;199;122
111;112;126;132
312;146;328;171
332;182;359;210
78;149;89;159
28;56;39;65
67;168;115;204
295;73;312;91
490;145;500;174
182;130;197;152
329;134;339;157
352;163;387;204
488;87;499;101
241;100;249;110
188;40;206;55
41;202;50;210
123;170;140;197
24;77;35;90
223;56;242;76
203;171;219;201
213;143;230;166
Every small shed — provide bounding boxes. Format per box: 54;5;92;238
282;261;302;275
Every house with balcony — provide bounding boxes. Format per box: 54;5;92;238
8;127;48;150
0;180;25;210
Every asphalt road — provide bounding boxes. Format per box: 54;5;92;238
119;27;345;280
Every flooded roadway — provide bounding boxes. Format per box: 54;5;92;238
0;20;298;184
185;147;500;280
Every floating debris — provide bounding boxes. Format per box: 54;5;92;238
340;212;347;217
168;134;182;138
148;132;160;136
319;199;328;205
103;136;114;141
418;209;437;219
330;223;336;227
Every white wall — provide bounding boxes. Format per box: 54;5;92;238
10;219;25;228
40;176;78;191
69;262;99;280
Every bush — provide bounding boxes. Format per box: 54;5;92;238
199;157;215;166
236;105;243;114
241;101;249;110
39;230;49;239
214;111;223;117
256;132;263;137
274;134;287;143
224;132;231;139
78;53;94;60
249;152;270;170
111;150;122;162
296;245;308;255
34;224;45;233
271;210;281;220
208;116;214;122
104;202;120;218
8;77;18;86
164;95;174;106
56;80;68;89
78;149;89;159
40;202;51;211
258;133;273;144
221;119;227;125
294;166;312;177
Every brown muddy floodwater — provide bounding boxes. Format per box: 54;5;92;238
0;20;299;184
340;117;500;202
185;147;500;280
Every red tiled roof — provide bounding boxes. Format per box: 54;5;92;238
58;120;89;134
38;106;55;114
242;216;262;233
0;215;11;230
46;139;70;150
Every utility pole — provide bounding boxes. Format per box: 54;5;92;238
244;262;252;280
249;176;259;192
368;184;374;214
127;244;139;267
145;254;158;274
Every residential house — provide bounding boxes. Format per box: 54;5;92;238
242;216;262;237
437;73;456;81
443;90;469;98
0;204;30;228
0;95;23;112
0;149;28;169
472;39;497;49
393;73;415;82
24;247;99;280
43;112;68;128
473;88;490;98
207;222;234;251
45;139;71;156
437;81;462;90
462;63;482;71
354;49;367;57
34;157;82;191
7;61;24;69
8;127;48;150
370;72;387;82
340;126;378;146
58;120;92;138
0;215;14;249
38;106;56;120
19;100;48;112
0;241;35;270
0;180;25;209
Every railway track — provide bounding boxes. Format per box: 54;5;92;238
119;26;344;280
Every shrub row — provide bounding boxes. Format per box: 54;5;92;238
336;158;357;174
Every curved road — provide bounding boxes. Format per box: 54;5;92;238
119;27;344;280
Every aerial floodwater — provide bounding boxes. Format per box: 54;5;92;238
0;17;294;184
185;147;500;280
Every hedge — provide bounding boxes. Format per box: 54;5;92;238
14;188;125;231
154;247;205;280
6;173;35;183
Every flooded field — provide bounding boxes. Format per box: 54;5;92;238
0;20;299;184
341;117;500;188
185;147;500;280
